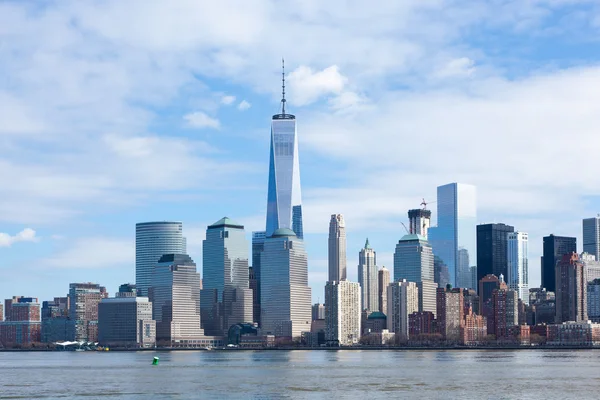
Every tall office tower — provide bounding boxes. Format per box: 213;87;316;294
476;223;515;287
150;254;204;344
0;297;41;345
136;221;186;297
394;235;434;283
387;280;419;339
68;283;107;342
0;304;3;321
434;256;450;288
202;217;253;336
98;291;155;348
260;228;311;338
378;267;390;314
542;234;577;292
265;61;303;239
394;232;436;316
583;216;600;261
328;214;347;282
251;231;266;326
555;253;588;323
492;288;518;338
358;238;378;313
436;287;464;341
312;303;325;321
325;281;361;346
249;267;258;324
507;232;529;305
408;208;431;239
581;252;600;282
587;279;600;323
428;183;477;289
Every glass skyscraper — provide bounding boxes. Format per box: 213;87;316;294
583;216;600;261
251;231;266;326
260;228;311;338
429;183;477;289
507;232;529;304
476;223;515;286
265;66;303;239
201;217;253;335
136;222;186;297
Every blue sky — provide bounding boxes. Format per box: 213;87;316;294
2;0;600;303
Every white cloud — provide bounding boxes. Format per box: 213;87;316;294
221;95;236;105
183;111;221;129
44;237;133;268
0;228;38;247
287;65;348;106
237;100;251;110
435;57;476;79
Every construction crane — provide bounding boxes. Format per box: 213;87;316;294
421;198;436;210
400;222;410;234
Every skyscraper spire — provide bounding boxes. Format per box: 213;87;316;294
281;58;286;114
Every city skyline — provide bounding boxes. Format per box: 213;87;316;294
3;1;600;304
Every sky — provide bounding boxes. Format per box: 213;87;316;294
2;0;600;303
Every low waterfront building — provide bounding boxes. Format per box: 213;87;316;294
409;311;435;337
461;306;487;346
363;311;387;336
547;321;600;347
0;297;41;346
436;286;464;342
98;291;155;348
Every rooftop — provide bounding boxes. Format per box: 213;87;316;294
399;233;428;242
208;217;244;230
270;228;296;238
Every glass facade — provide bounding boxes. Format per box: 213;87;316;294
260;229;311;338
583;217;600;261
507;232;529;305
429;183;477;289
265;116;303;239
201;217;252;335
251;231;266;326
542;235;576;292
136;222;186;297
476;223;515;286
394;234;434;283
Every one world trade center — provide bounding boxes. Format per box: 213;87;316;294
265;60;303;239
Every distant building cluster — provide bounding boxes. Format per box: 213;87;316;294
4;69;600;350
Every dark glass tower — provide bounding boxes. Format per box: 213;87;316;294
542;234;577;292
476;223;515;288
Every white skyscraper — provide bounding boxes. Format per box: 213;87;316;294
378;266;390;315
387;280;419;339
260;228;311;338
325;280;361;346
358;238;378;314
507;232;529;305
583;216;600;262
328;214;347;282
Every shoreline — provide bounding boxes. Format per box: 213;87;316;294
2;345;599;352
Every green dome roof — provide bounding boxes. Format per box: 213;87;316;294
271;228;296;238
367;311;387;320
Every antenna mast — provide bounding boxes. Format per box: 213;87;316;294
281;58;286;114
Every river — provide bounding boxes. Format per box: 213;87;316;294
0;349;597;399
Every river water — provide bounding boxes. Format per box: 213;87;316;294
0;349;598;399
